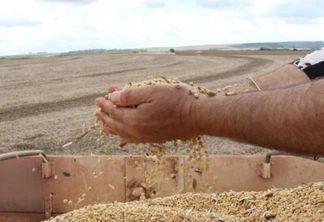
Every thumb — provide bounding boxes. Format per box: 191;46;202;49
110;87;151;107
108;85;120;93
119;137;129;148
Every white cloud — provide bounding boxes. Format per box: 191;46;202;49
38;0;99;4
145;0;165;8
0;0;323;55
0;0;46;27
196;0;253;9
262;0;324;19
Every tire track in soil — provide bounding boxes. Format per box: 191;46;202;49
0;93;103;122
0;56;271;123
0;68;148;91
182;56;273;84
74;67;147;79
0;63;181;122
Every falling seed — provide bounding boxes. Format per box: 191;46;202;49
108;184;115;190
192;178;197;191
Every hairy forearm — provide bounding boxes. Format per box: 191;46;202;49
219;64;310;95
197;79;324;155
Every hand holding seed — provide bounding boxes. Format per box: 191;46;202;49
95;83;202;145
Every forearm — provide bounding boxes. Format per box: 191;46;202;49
219;64;310;94
197;79;324;155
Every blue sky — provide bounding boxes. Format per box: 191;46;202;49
0;0;323;55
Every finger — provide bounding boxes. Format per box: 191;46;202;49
102;124;117;135
95;97;106;107
108;85;120;93
95;98;122;119
97;99;136;122
97;111;128;136
110;86;154;107
119;137;128;148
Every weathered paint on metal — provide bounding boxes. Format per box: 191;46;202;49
0;154;324;221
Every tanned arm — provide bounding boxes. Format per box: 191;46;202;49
95;79;324;155
197;79;324;155
219;64;310;94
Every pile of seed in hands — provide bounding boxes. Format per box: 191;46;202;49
46;181;324;221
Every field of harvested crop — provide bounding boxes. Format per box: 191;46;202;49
0;50;307;155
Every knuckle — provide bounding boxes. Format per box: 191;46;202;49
128;119;139;129
121;89;131;103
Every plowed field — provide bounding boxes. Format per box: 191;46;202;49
0;50;307;155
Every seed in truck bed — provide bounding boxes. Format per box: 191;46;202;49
46;182;324;221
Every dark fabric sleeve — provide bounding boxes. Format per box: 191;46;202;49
291;49;324;80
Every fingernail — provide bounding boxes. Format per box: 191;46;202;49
111;91;121;104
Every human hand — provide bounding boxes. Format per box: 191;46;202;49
94;83;201;145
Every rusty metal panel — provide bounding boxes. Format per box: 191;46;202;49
0;213;46;222
185;155;324;193
0;155;126;217
125;156;184;201
45;155;126;214
1;154;324;222
0;157;46;213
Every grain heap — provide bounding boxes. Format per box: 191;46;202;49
46;181;324;221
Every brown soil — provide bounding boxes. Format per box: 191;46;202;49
0;50;307;155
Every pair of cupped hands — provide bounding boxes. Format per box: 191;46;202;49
95;83;207;146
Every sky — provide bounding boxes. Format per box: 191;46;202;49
0;0;323;55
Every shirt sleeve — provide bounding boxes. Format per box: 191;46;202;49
292;48;324;79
